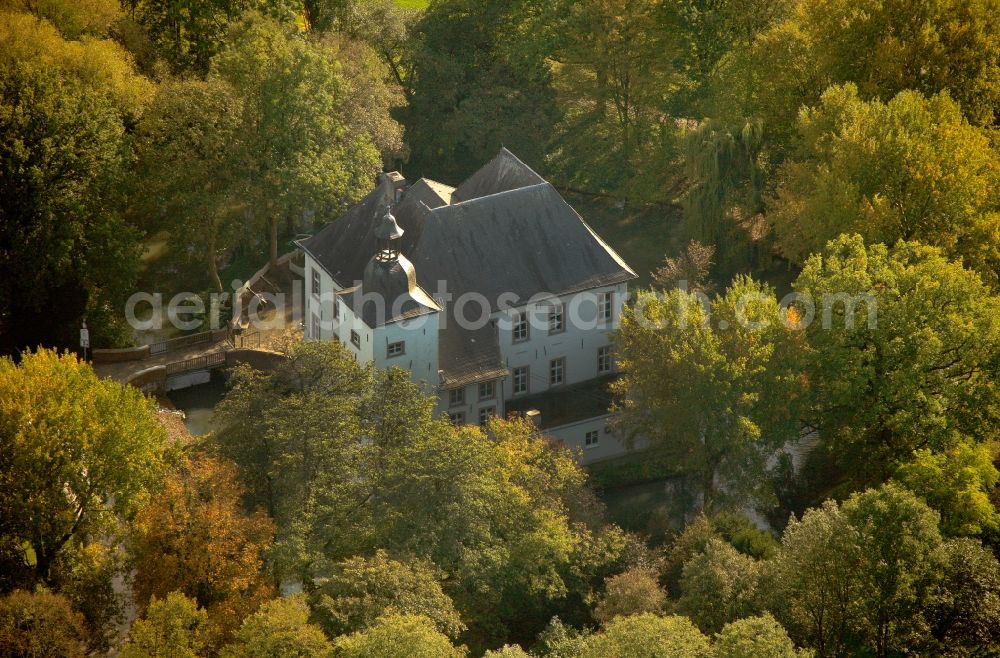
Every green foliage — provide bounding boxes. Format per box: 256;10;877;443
614;277;792;508
2;0;122;38
0;12;150;351
309;550;464;638
765;484;946;657
745;0;1000;133
130;0;269;76
134;77;245;291
677;539;761;634
333;613;466;658
894;442;1000;536
593;568;667;625
401;0;556;182
709;512;778;560
792;235;1000;485
122;592;211;658
925;538;1000;653
220;595;333;658
0;589;88;658
770;85;1000;280
214;341;620;646
211;13;385;265
0;350;169;591
579;613;712;658
712;614;808;658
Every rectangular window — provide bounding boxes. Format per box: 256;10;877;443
550;357;565;386
350;330;361;348
598;346;613;373
512;310;529;342
599;292;613;321
478;406;496;426
311;269;321;296
387;341;405;358
548;303;564;334
448;411;465;425
449;387;465;407
311;313;321;340
478;381;495;401
512;366;529;395
333;299;339;320
585;430;600;448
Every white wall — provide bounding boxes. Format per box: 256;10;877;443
374;313;440;395
544;414;639;464
303;253;373;364
494;282;627;401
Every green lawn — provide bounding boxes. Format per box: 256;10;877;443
567;194;684;289
394;0;429;8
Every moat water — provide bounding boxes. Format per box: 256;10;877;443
167;375;228;436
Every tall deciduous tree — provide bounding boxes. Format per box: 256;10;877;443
0;589;89;658
0;11;152;352
613;277;793;509
770;85;1000;280
579;613;711;658
334;614;466;658
0;350;169;591
211;14;384;269
135;78;245;292
121;591;211;658
130;456;275;639
791;235;1000;485
219;595;333;658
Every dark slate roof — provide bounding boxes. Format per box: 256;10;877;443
451;147;545;203
506;374;619;428
299;176;453;287
438;313;508;389
338;255;441;328
410;182;636;308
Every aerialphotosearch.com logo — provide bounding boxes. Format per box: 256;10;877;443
123;278;877;335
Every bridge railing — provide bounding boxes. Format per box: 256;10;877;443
164;350;228;377
149;327;230;355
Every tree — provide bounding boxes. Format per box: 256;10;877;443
613;277;791;508
0;350;169;591
770;85;1000;280
593;567;667;625
211;14;385;269
839;484;944;657
130;455;275;639
579;613;711;658
0;11;152;352
121;592;211;658
134;78;245;292
0;589;88;658
547;0;683;201
745;0;1000;133
652;240;716;294
676;539;761;634
333;614;466;658
763;500;862;656
213;341;622;647
129;0;269;76
925;538;1000;654
220;595;333;658
791;235;1000;485
6;0;122;39
401;0;557;182
894;442;1000;537
309;550;464;638
765;485;947;658
712;614;806;658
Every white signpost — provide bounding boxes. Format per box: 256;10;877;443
80;320;89;361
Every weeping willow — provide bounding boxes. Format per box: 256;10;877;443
681;118;767;270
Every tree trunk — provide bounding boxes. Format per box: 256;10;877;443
207;232;223;293
269;216;279;270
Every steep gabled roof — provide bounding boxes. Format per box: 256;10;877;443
450;148;545;203
411;182;636;308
